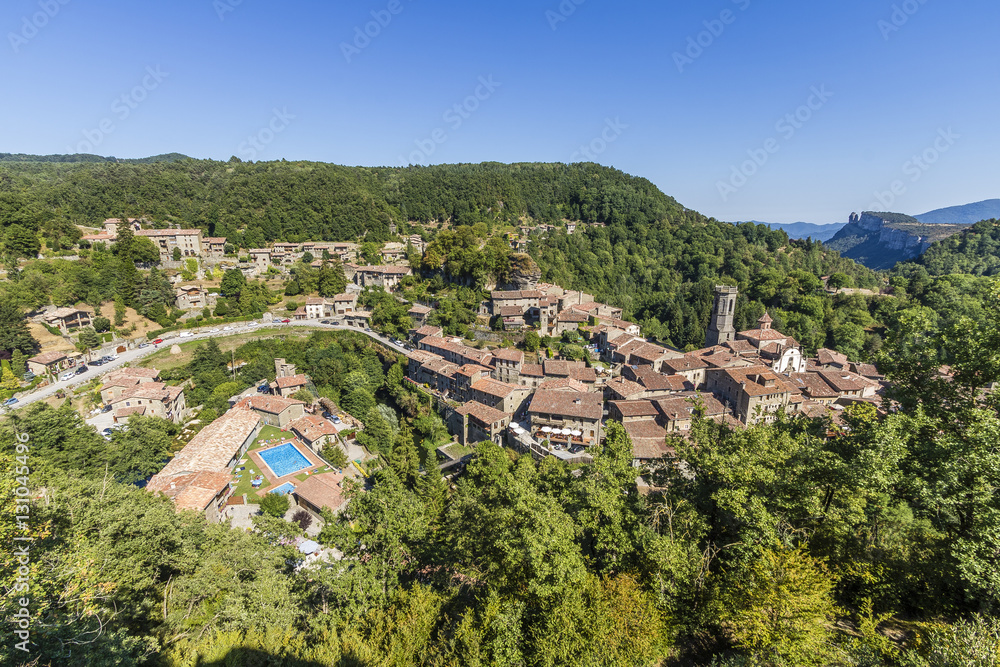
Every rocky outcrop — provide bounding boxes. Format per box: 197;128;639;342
505;254;541;290
829;212;968;270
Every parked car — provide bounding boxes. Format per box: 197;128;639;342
138;342;149;348
222;326;232;331
247;321;258;327
280;318;291;323
569;445;584;454
60;371;75;381
22;372;35;381
320;320;331;325
3;398;18;407
90;359;105;366
75;365;88;375
179;332;193;338
102;404;113;413
209;328;221;333
152;338;164;344
102;427;114;436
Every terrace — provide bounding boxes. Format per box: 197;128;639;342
229;425;346;502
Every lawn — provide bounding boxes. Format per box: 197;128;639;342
229;425;288;502
137;327;318;371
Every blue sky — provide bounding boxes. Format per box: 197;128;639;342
3;0;997;223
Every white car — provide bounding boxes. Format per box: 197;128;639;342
60;371;75;381
209;328;220;333
223;326;232;331
179;332;193;338
247;321;257;327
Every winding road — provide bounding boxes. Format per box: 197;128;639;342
5;320;409;411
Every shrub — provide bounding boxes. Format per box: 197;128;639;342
291;510;312;531
259;492;290;518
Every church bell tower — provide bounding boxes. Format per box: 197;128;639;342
705;285;738;347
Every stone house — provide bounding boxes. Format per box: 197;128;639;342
235;395;306;428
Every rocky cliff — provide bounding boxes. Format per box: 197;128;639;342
826;212;968;270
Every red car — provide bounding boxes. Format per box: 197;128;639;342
152;338;164;344
280;318;291;323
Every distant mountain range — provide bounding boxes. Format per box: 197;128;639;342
732;221;846;242
914;199;1000;226
0;152;190;164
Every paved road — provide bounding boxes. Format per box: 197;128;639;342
5;321;409;412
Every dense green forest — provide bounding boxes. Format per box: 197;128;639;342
906;218;1000;276
4;298;1000;666
529;222;880;351
0;160;678;249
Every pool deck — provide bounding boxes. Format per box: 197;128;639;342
248;438;332;492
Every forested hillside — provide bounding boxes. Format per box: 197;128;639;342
0;160;680;248
531;222;879;351
907;218;1000;276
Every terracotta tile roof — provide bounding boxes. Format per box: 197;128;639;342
235;395;305;415
538;378;589;392
333;293;357;302
470;378;523;399
556;311;589;323
716;366;796;397
529;389;603;421
569;367;598;383
457;401;510;425
520;363;544;378
275;374;309;389
414;325;443;337
789;373;839;398
662;357;709;373
136;228;201;237
408;304;433;314
29;351;69;365
492;348;524;364
407;350;442;365
605;377;646;400
295;472;347;512
816;348;849;367
147;408;262;511
499;306;526;317
818;370;874;393
491;290;543;300
738;328;788;342
115;406;147;418
609;400;659;418
289;415;339;443
624;420;670;460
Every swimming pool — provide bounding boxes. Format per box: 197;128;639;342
259;443;312;478
270;482;296;495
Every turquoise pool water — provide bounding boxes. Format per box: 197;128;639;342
259;443;311;478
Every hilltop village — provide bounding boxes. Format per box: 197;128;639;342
7;217;887;527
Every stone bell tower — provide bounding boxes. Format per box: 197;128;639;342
705;285;738;347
